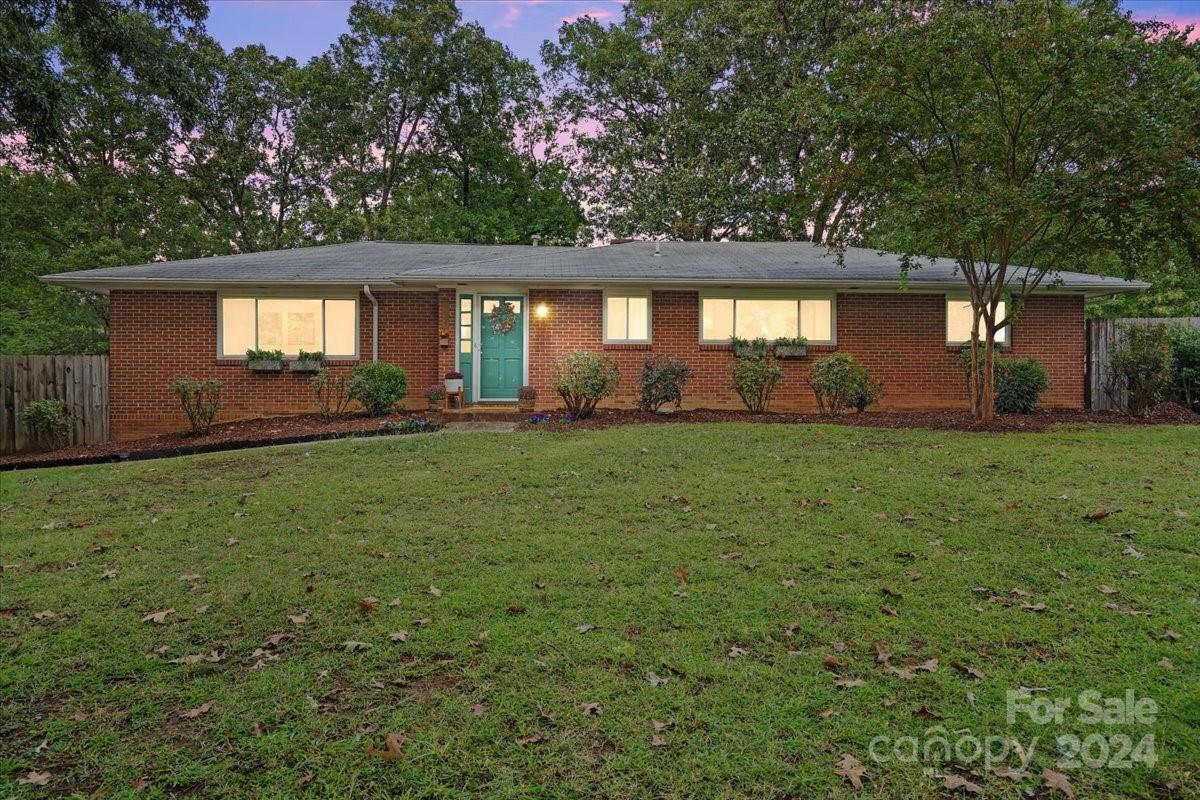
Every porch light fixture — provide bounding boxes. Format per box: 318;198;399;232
535;302;550;319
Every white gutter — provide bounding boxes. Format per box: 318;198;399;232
362;284;378;362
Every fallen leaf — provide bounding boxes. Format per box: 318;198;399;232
965;691;977;709
100;569;117;580
253;722;266;737
1009;587;1031;597
943;773;982;794
674;564;688;583
1098;585;1119;595
1042;768;1075;798
646;671;668;687
288;612;309;625
817;707;838;718
835;676;866;688
834;753;867;789
516;731;545;745
727;645;749;658
1085;508;1112;521
33;610;57;620
506;604;525;614
874;644;891;664
784;623;800;638
342;640;372;652
914;704;943;719
880;605;900;617
356;597;379;614
1158;657;1174;669
881;587;904;599
990;764;1029;781
470;703;488;716
141;609;175;624
575;623;595;634
952;662;986;680
781;578;797;588
389;630;409;642
1156;629;1182;641
366;731;405;760
295;773;314;789
226;538;239;547
579;702;602;716
428;585;443;597
823;654;844;671
18;771;52;786
178;701;214;719
1021;602;1047;613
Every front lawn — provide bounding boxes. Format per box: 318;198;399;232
1;424;1196;798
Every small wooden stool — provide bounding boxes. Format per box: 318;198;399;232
444;388;465;410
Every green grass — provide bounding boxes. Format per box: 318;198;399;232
1;423;1197;799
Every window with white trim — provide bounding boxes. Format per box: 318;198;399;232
946;298;1007;345
700;295;834;343
604;292;651;342
219;297;358;358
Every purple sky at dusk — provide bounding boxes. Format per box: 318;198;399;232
205;0;1199;64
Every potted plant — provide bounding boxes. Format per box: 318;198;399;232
290;350;325;372
426;383;446;410
439;328;452;347
731;337;769;359
773;336;808;358
444;370;464;394
246;348;284;372
517;385;536;412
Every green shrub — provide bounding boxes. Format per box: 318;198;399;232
1165;325;1200;412
550;351;620;418
1106;325;1174;417
20;399;71;448
809;353;882;414
296;350;325;363
773;337;808;348
312;368;351;420
246;348;283;361
169;376;222;433
993;357;1049;413
638;355;693;412
730;355;783;412
348;362;408;416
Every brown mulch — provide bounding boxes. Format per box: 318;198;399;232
519;402;1199;433
0;411;442;471
5;403;1195;471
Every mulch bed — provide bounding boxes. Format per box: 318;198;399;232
4;403;1195;471
519;402;1199;433
0;411;442;471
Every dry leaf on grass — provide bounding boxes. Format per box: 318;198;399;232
575;623;595;634
100;569;117;580
428;585;443;597
1084;508;1113;521
18;771;52;786
990;765;1029;781
470;703;488;716
943;773;982;794
342;641;372;652
880;605;900;617
516;731;545;745
366;731;405;760
1098;585;1119;595
356;597;379;614
1021;602;1048;613
727;645;749;658
579;702;602;716
674;564;689;583
834;753;866;789
295;773;313;789
952;662;986;680
141;609;175;624
288;612;309;625
646;671;668;687
835;676;866;688
649;734;667;747
178;701;214;719
389;631;409;642
651;719;674;732
1042;768;1075;798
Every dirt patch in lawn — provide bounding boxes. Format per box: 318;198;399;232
520;402;1198;433
0;411;441;471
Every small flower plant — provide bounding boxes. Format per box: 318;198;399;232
382;416;443;434
518;385;536;401
528;412;576;426
425;383;446;403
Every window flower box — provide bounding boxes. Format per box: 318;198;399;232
773;338;808;359
731;337;770;359
246;349;284;372
289;351;326;372
444;371;463;394
426;383;446;410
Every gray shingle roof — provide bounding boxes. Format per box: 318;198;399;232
43;239;1148;295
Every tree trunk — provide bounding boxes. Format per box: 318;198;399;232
969;319;981;418
981;326;996;422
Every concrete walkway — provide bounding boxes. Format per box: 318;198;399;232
442;421;519;433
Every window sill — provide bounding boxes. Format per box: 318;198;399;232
603;342;652;350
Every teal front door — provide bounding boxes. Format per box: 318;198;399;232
479;296;524;400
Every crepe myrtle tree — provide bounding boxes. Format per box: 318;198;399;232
829;0;1200;419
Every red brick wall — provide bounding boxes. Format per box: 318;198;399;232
107;288;1084;438
527;290;1084;412
108;290;439;439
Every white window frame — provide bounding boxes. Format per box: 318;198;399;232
217;292;360;359
945;295;1009;347
602;289;653;344
698;290;836;345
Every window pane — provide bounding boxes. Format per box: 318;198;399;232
800;299;832;341
947;300;1006;343
324;299;356;356
606;296;628;340
482;299;498;314
258;298;322;355
735;299;797;340
221;298;255;356
460;297;472;312
627;296;649;340
702;298;734;340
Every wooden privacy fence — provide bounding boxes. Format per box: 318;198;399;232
1086;317;1200;411
0;355;109;454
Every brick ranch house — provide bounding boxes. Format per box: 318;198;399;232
45;240;1147;440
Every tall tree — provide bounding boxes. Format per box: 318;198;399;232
830;0;1199;419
